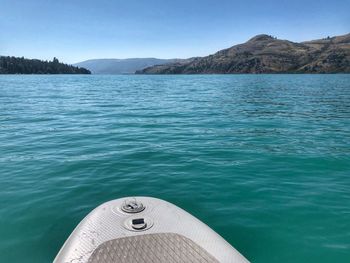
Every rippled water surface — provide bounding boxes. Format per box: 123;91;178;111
0;75;350;263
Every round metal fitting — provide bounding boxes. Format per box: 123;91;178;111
121;198;145;213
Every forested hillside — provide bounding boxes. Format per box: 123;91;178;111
0;56;90;74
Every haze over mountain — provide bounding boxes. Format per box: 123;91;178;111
74;58;183;74
137;33;350;74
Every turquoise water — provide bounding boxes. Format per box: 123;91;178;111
0;74;349;262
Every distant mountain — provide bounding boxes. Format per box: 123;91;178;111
0;56;90;74
74;58;184;74
137;33;350;74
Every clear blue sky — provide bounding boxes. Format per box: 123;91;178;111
0;0;349;64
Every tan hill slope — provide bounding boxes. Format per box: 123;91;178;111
137;33;350;74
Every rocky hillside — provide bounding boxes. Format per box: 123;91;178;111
137;33;350;74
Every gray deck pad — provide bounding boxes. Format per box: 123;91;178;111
88;233;219;263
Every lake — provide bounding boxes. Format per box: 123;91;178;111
0;74;349;262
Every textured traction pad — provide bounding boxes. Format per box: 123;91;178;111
88;233;219;263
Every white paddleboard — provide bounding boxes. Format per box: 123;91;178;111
54;197;249;263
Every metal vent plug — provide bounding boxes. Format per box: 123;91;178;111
121;198;145;213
